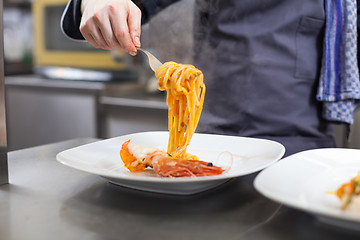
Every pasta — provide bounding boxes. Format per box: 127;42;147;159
155;61;206;159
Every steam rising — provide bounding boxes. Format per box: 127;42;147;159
143;0;195;64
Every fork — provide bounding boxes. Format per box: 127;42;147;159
137;48;163;72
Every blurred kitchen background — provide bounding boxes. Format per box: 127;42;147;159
3;0;360;151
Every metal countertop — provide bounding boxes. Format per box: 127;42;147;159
1;138;359;240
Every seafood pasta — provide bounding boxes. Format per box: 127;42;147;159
155;61;206;159
119;61;223;177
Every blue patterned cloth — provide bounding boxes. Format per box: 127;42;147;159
317;0;360;124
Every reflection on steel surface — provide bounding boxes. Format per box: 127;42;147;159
0;1;8;185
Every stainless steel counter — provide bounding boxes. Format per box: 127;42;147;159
0;138;359;240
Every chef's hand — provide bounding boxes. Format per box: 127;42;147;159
80;0;141;56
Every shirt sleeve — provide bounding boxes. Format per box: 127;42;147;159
61;0;84;40
61;0;180;40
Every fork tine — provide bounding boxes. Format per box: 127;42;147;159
137;48;163;72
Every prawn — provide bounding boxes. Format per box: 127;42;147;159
335;172;360;210
120;140;224;177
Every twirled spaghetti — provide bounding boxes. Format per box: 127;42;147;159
155;61;206;159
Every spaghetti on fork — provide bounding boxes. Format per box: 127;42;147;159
156;61;205;159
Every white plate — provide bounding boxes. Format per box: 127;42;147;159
57;131;285;195
254;148;360;231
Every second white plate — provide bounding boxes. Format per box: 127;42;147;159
57;131;285;195
254;148;360;231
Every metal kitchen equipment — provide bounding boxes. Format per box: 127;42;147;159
0;0;8;185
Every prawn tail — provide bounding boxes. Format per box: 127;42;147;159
120;140;146;172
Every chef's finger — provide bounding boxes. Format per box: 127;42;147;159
92;9;121;49
128;5;142;48
110;9;137;55
80;19;107;49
